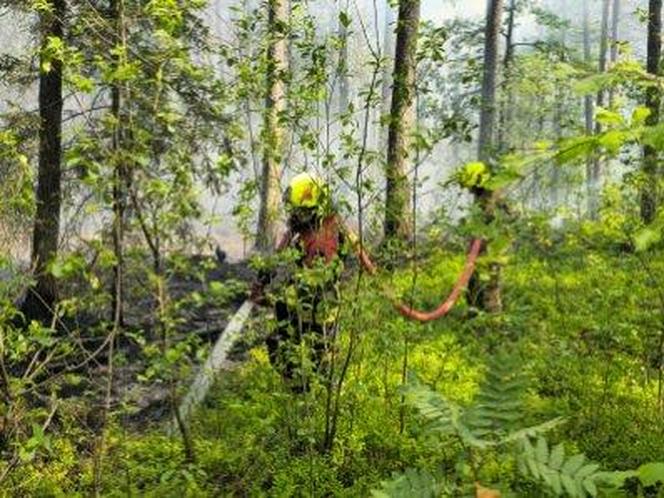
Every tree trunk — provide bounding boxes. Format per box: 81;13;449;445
338;2;350;115
478;0;504;163
551;0;568;207
256;0;288;252
597;0;610;96
379;1;397;150
469;0;505;314
21;0;65;325
110;0;126;327
608;0;620;106
583;0;595;211
383;0;419;241
589;0;611;216
642;0;662;224
497;0;516;150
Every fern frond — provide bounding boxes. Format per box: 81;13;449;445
405;354;560;449
403;381;460;436
519;437;605;497
461;352;529;444
371;468;447;498
503;417;565;444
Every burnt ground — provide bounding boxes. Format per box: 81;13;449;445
53;255;259;431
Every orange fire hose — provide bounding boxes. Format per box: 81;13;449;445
357;238;483;323
272;225;483;323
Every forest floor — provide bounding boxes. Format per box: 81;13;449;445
112;230;664;494
7;224;664;496
58;255;254;430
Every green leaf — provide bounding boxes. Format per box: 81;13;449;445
637;462;664;487
633;226;662;252
561;454;585;476
536;437;549;464
642;122;664;149
555;136;596;165
595;470;636;489
595;108;624;127
504;418;565;443
550;443;565;470
582;478;598;497
573;72;613;95
339;10;351;28
597;130;626;154
631;106;651;126
371;468;441;498
575;464;600;480
549;470;563;496
560;474;577;496
527;457;541;480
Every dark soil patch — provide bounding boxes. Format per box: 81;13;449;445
50;255;257;431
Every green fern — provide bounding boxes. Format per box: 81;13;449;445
402;376;460;437
404;353;562;448
461;352;530;444
518;437;604;497
371;468;447;498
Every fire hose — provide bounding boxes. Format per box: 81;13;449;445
357;238;484;323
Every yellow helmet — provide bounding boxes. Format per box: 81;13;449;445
456;161;490;189
284;172;327;209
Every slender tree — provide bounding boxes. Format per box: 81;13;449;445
642;0;662;224
587;0;610;216
596;0;611;91
21;0;66;324
95;0;128;486
384;0;419;241
110;0;127;327
379;0;397;149
551;0;568;207
497;0;516;150
472;0;505;314
583;0;595;209
256;0;288;252
337;0;351;115
608;0;620;106
467;0;506;314
478;0;504;162
610;0;620;62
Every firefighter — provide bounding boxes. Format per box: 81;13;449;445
252;173;349;390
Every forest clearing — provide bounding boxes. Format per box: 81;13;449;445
2;0;664;496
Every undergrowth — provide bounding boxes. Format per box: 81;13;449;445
5;222;664;497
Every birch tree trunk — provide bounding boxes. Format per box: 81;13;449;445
642;0;662;224
383;0;419;241
256;0;288;252
22;0;65;324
